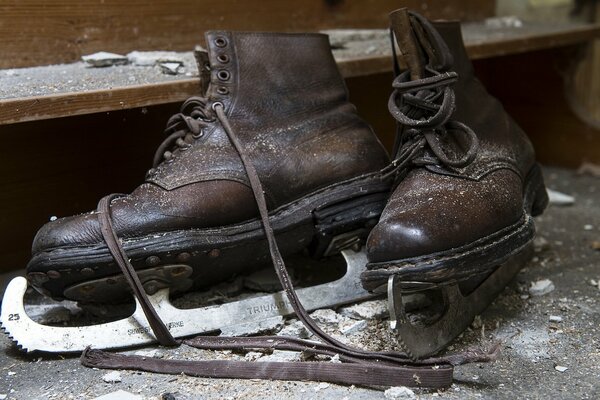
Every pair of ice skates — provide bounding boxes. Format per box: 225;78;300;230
1;8;547;388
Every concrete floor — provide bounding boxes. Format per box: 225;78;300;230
1;166;598;399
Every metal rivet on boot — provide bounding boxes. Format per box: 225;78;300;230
80;267;94;276
208;248;220;258
145;255;161;266
177;252;191;262
217;86;229;95
217;54;229;63
47;270;61;279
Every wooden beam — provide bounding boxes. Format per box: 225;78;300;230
2;21;600;126
0;0;495;69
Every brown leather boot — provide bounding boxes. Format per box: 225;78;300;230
28;32;390;302
362;10;548;292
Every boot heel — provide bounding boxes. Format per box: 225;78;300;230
308;192;388;257
524;163;548;217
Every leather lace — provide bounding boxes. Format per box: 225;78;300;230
81;101;501;388
383;12;479;180
151;96;215;169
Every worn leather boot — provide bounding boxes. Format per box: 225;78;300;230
361;10;548;291
28;32;390;302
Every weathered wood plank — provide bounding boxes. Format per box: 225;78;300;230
0;0;494;69
2;22;599;126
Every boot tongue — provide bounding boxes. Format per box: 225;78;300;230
389;8;425;80
193;47;211;96
389;8;454;77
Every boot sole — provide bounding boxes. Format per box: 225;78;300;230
361;163;548;292
28;172;391;303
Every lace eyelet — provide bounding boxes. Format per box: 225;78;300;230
211;101;224;111
217;70;230;81
214;37;227;48
217;86;229;95
217;54;229;63
193;130;204;139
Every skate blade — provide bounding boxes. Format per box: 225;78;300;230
1;249;375;353
387;243;534;359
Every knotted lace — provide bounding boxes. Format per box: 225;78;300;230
384;12;479;179
151;96;215;168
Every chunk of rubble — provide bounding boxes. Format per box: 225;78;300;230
339;299;388;320
546;189;575;206
93;390;141;400
310;309;340;325
277;319;311;339
340;319;368;336
127;51;184;67
384;386;416;399
554;365;568;372
484;16;523;29
82;52;128;67
102;371;122;383
244;351;263;361
159;62;184;75
549;315;563;323
529;279;555;296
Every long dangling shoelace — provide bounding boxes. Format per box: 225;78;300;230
82;101;498;388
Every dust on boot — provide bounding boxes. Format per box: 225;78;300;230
26;32;390;303
362;9;549;358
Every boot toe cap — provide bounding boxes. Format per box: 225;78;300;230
366;169;524;264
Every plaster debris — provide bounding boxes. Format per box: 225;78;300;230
0;394;6;400
554;365;568;372
384;386;416;399
546;189;575;206
102;371;122;383
93;390;142;400
310;309;340;325
127;51;184;67
529;279;555;296
244;351;263;361
278;319;311;339
159;62;184;75
314;382;330;392
590;279;600;289
258;350;303;363
219;316;284;336
133;349;162;358
583;224;594;231
339;299;388;320
329;354;341;363
549;315;563;323
340;319;368;336
7;371;16;376
485;16;523;29
49;215;58;221
82;52;128;67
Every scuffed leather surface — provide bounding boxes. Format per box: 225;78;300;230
367;22;536;263
32;32;389;255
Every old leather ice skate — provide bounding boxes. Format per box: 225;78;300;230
25;32;390;304
362;9;549;358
